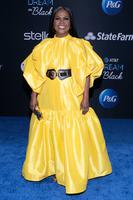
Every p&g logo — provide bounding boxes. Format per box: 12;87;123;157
99;89;119;108
102;0;123;15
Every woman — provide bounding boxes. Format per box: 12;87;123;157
22;6;112;194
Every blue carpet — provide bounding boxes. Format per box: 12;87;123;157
0;117;133;200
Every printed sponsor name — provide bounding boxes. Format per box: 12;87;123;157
28;0;53;6
99;89;119;108
102;0;123;15
103;71;123;80
27;0;53;16
24;31;48;40
28;6;53;15
103;95;117;103
103;57;124;80
106;0;122;8
85;32;133;41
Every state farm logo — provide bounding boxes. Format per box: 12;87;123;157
27;0;54;16
24;31;49;40
85;32;133;41
84;32;96;40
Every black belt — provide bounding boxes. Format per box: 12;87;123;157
46;69;71;80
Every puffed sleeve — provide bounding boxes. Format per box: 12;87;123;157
82;39;104;88
71;39;104;96
22;46;47;93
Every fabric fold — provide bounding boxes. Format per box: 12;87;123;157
71;39;104;96
82;39;104;87
23;40;50;93
22;108;112;194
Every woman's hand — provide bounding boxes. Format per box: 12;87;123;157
80;98;89;115
80;76;90;115
29;92;38;111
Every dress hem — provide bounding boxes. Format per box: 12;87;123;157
22;170;112;194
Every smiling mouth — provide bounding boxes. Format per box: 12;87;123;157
58;26;65;29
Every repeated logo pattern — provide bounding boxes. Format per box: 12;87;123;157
102;0;123;15
99;89;119;108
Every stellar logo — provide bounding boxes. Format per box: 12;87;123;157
27;0;54;16
24;31;49;40
84;32;133;41
103;57;124;80
102;0;123;15
99;89;119;108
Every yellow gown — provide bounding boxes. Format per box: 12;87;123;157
22;34;112;194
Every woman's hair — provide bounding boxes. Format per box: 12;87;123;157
48;6;78;38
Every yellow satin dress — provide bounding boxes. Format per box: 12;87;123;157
22;34;112;194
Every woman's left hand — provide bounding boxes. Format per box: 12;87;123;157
80;76;90;115
80;99;89;115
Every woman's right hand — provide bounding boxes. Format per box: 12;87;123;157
29;92;38;111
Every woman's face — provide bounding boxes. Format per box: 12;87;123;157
53;9;71;37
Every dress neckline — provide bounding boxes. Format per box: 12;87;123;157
54;34;72;40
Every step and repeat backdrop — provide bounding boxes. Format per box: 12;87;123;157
0;0;133;118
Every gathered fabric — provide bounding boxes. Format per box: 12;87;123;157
22;34;112;194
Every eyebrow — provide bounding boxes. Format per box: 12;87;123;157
55;16;69;18
55;13;69;17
